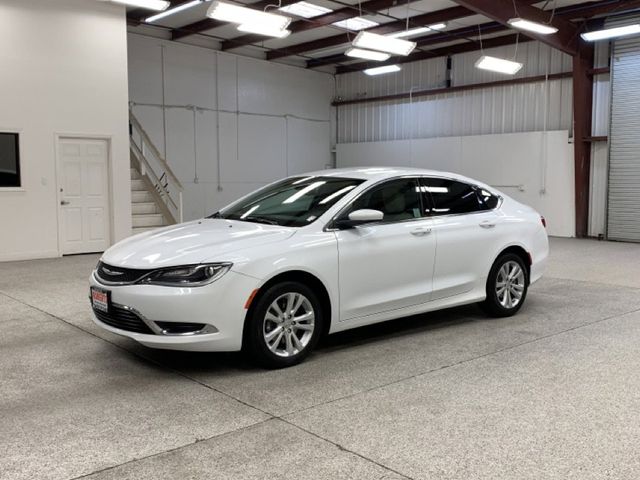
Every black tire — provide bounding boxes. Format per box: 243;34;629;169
243;281;324;369
480;253;529;317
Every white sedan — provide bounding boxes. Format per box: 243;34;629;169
90;167;548;368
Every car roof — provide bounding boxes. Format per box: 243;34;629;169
299;167;475;183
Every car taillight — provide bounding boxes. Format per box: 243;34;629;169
541;216;547;228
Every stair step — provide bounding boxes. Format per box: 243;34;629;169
130;168;141;180
133;213;165;228
132;202;159;215
132;226;161;236
130;179;146;191
131;191;154;203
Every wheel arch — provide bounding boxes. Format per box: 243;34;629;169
243;270;333;342
494;244;532;283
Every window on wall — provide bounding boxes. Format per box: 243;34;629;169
0;133;21;188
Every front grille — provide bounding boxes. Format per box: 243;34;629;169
93;304;155;334
96;261;151;284
156;321;206;334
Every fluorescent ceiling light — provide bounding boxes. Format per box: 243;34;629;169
145;0;201;22
508;18;558;35
111;0;169;10
333;17;379;31
364;64;401;76
279;1;332;18
388;23;446;39
353;31;416;56
207;1;291;30
345;48;390;61
581;24;640;41
237;23;291;38
475;55;523;75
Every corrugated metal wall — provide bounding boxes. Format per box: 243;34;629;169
336;41;573;143
607;16;640;242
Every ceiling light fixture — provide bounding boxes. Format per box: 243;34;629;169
388;23;446;39
111;0;169;10
237;23;292;37
207;1;291;35
332;17;379;31
345;48;391;61
279;1;332;18
353;31;416;56
507;17;558;35
145;0;202;22
581;24;640;41
475;55;523;75
364;64;401;76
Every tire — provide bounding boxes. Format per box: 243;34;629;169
480;253;529;317
243;281;324;369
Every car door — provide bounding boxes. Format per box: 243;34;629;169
333;177;436;321
419;177;503;300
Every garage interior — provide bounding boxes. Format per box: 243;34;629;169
2;0;640;478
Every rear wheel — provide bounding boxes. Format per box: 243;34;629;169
244;281;323;368
480;253;529;317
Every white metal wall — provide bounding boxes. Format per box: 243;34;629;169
128;33;334;221
336;41;573;143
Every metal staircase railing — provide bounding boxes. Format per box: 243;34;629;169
129;110;183;224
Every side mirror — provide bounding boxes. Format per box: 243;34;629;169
335;209;384;229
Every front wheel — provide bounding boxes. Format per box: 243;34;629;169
480;253;529;317
243;281;323;368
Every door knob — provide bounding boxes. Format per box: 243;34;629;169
60;200;70;205
410;227;432;236
479;221;495;228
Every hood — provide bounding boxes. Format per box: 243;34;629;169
101;219;295;269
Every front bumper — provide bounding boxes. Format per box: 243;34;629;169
89;270;259;352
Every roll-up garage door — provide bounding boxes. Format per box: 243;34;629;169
608;33;640;241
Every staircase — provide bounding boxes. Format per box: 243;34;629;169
130;167;169;235
128;110;183;236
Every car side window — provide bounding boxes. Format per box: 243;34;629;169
347;178;422;223
420;178;488;216
477;188;500;209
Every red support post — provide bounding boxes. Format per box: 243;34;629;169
572;41;595;238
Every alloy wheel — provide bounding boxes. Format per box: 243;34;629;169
495;260;525;309
263;292;315;357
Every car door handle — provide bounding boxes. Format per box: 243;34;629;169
479;221;496;229
410;227;432;236
60;200;70;205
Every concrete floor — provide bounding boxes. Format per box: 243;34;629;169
2;237;640;480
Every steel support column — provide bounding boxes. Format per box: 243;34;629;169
572;42;595;237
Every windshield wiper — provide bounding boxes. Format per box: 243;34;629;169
243;216;280;226
207;212;223;219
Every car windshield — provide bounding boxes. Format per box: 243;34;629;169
210;176;365;227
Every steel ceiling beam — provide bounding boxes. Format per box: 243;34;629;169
335;32;531;73
327;0;629;73
265;0;543;61
221;0;404;51
448;0;580;55
266;5;475;60
307;22;505;69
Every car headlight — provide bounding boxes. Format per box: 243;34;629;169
138;263;232;287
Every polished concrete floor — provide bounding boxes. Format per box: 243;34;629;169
2;237;640;480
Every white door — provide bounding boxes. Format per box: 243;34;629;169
420;177;502;300
335;178;437;320
58;138;111;254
